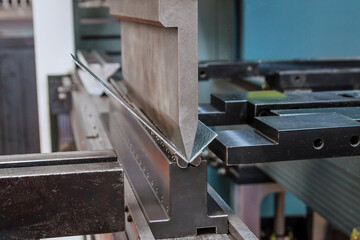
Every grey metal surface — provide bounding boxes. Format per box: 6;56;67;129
260;157;360;236
72;54;217;166
67;72;261;239
204;150;273;184
71;72;113;151
199;58;360;91
200;90;360;127
110;0;199;160
70;78;156;240
122;177;155;240
228;215;258;240
0;37;39;154
70;77;153;240
0;150;124;239
210;112;360;164
67;73;256;240
198;87;360;235
272;106;360;120
105;99;228;238
198;61;260;81
198;90;360;163
0;149;116;168
199;59;360;78
266;68;360;91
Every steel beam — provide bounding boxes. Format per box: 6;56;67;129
0;150;124;239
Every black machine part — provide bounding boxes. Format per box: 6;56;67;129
0;150;124;239
200;90;360;164
198;59;360;91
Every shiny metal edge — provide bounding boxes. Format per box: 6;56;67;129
71;54;216;165
189;121;217;166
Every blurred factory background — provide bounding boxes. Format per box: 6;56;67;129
0;0;359;239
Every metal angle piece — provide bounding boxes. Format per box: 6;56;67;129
71;54;216;166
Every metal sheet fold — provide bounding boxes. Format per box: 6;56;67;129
71;54;216;166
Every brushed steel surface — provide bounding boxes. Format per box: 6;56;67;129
109;0;198;160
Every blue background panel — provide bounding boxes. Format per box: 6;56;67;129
243;0;360;60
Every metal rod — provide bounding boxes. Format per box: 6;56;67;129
274;192;286;237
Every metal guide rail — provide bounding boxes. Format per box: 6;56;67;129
199;90;360;165
198;58;360;91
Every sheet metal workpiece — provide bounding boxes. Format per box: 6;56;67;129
105;98;228;239
72;55;216;167
109;0;199;160
199;90;360;164
0;150;124;239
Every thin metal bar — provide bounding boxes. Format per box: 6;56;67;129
274;192;285;237
0;150;116;168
